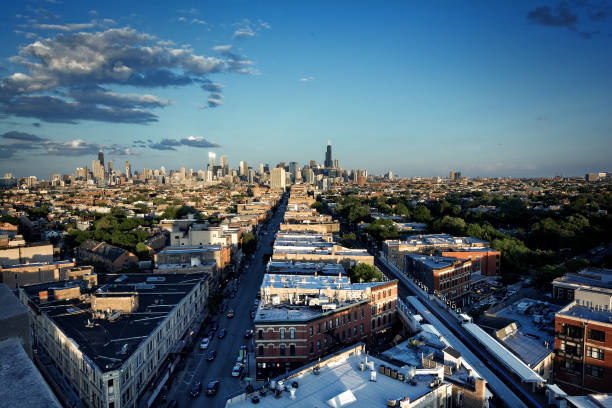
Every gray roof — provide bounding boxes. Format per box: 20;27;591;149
0;338;61;408
0;283;27;320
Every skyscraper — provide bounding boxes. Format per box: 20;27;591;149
220;155;227;169
208;152;216;170
98;151;104;167
270;167;286;190
124;161;131;179
324;142;333;168
239;161;248;177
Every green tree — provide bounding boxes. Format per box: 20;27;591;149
349;263;383;283
135;242;150;261
341;233;358;248
310;201;323;212
242;233;258;255
412;204;432;223
365;219;400;244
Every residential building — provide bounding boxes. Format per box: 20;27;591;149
77;240;139;273
0;260;93;289
254;274;397;379
554;288;612;395
404;254;472;307
20;273;209;408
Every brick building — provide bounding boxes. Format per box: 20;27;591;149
254;274;397;380
554;288;612;395
405;254;472;307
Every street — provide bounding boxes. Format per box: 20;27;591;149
160;195;286;408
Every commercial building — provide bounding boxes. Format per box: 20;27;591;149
270;168;286;191
154;245;230;273
554;288;612;395
254;273;397;379
20;273;209;408
227;343;482;408
0;260;93;289
552;268;612;303
404;254;472;307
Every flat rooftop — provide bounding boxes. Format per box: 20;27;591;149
406;254;469;269
557;303;612;324
157;245;222;254
0;259;74;270
266;261;345;276
226;346;443;408
0;338;61;408
21;273;205;372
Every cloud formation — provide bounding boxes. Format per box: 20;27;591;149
0;26;256;123
527;1;610;38
180;136;219;148
0;130;136;158
299;76;315;82
149;138;181;151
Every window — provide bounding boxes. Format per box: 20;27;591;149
563;324;583;338
309;343;314;353
258;330;264;340
354;327;358;336
354;311;358;320
290;345;295;356
336;318;339;327
280;328;286;339
342;315;346;325
347;313;351;323
318;324;321;334
361;308;364;318
309;327;313;337
324;321;327;331
588;329;605;342
347;327;351;337
258;345;264;356
587;346;604;360
372;319;376;328
383;315;387;325
383;290;386;298
342;331;346;341
372;306;376;315
330;319;333;329
360;324;364;334
280;344;286;356
290;328;295;339
317;340;321;351
585;364;604;378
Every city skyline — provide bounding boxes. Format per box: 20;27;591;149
1;1;611;178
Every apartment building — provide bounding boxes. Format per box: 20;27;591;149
0;260;94;289
19;273;208;408
254;274;397;380
554;288;612;395
405;254;472;307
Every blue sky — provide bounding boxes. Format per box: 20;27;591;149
0;0;611;178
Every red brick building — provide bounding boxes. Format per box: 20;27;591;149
440;248;500;276
405;254;472;307
254;276;397;380
554;295;612;395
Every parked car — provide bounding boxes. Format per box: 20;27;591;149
210;321;219;331
189;380;202;398
206;350;217;361
200;338;209;350
250;310;256;319
206;381;220;396
226;309;235;318
231;363;243;377
244;329;253;339
218;328;227;339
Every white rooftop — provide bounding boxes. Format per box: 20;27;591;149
226;346;445;408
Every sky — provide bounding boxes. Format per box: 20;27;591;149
0;0;611;179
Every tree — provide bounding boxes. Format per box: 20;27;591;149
310;201;323;212
135;242;150;261
349;263;382;283
412;204;432;223
365;219;400;244
341;233;358;248
242;233;257;255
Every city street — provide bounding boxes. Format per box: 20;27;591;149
161;195;286;408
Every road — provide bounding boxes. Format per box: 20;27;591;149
161;194;287;408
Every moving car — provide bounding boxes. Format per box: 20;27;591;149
218;328;227;339
244;329;253;339
200;338;209;350
206;381;220;396
206;350;217;361
189;380;202;398
231;363;243;377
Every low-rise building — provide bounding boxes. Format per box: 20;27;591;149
20;273;209;408
77;240;139;273
554;288;612;395
254;274;397;380
405;254;472;307
0;259;94;289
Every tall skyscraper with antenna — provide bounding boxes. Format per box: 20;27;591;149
324;141;333;168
